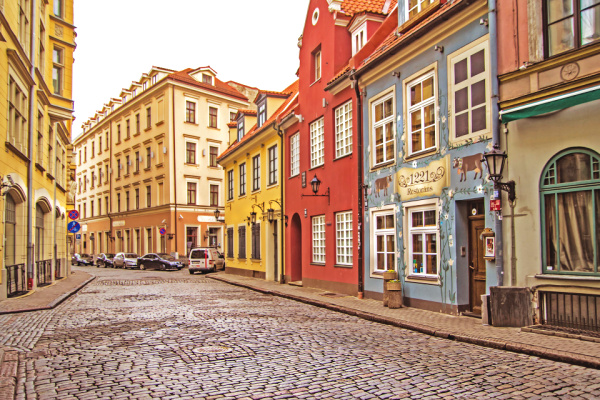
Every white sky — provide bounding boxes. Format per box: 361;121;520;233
72;0;308;139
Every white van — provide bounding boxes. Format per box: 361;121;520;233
188;247;219;274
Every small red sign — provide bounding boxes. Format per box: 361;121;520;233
490;199;501;211
159;228;167;236
68;210;79;220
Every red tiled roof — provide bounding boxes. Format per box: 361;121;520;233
340;0;397;16
227;122;237;128
167;68;248;101
356;0;465;72
218;80;299;161
237;109;257;116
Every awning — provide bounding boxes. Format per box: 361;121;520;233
500;85;600;124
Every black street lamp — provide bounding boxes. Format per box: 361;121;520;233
482;144;516;202
250;211;257;225
302;174;330;204
214;209;220;221
267;208;275;223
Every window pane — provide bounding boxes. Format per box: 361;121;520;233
411;82;422;105
413;234;423;253
412;211;423;227
470;50;485;76
413;254;423;274
557;153;591;183
384;98;393;118
558;191;594;272
426;233;437;253
548;18;575;56
387;253;395;271
455;87;468;113
454;59;468;84
385;122;394;141
596;190;600;270
411;110;422;134
422;77;434;100
471;80;486;107
545;194;557;270
455;113;469;138
424;126;436;149
424;210;436;226
375;103;383;121
375;126;383;144
385;215;394;229
471;106;487;133
427;254;437;275
547;0;574;23
581;5;600;45
377;234;384;251
386;234;395;253
377;253;385;269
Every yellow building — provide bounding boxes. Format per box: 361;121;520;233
217;81;298;281
0;0;75;299
73;66;257;259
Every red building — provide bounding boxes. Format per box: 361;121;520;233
281;0;396;295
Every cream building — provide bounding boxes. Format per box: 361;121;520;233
73;66;257;259
0;0;75;300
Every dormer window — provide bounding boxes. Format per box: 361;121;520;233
151;75;157;85
132;89;137;97
407;0;435;20
202;74;213;85
122;96;127;103
238;120;244;142
352;23;367;55
142;82;147;90
257;103;266;127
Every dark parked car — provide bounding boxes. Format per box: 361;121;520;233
96;253;116;267
72;253;94;266
137;253;183;271
113;253;139;269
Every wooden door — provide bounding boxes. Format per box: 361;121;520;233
469;216;486;314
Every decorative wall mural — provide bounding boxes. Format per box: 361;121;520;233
373;175;393;198
452;153;483;182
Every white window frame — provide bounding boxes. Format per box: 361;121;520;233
404;199;440;279
258;103;266;127
335;100;353;159
312;215;326;263
335;211;353;265
370;89;395;168
406;0;435;21
310;117;324;168
371;206;396;275
448;36;491;144
352;22;367;55
290;132;300;177
405;68;437;157
314;50;321;82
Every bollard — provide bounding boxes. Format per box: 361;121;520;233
382;270;398;307
387;280;403;309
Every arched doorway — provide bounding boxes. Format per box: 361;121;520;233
290;213;302;283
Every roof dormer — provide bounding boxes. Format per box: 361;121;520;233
235;109;257;143
190;66;217;86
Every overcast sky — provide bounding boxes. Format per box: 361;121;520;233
72;0;308;139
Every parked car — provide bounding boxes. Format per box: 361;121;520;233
137;253;183;271
72;253;94;266
113;253;139;269
188;247;220;274
215;251;225;271
96;253;116;268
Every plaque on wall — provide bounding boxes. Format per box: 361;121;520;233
302;171;306;188
396;155;450;201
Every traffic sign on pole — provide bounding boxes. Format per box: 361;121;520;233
68;210;79;220
67;221;81;233
159;228;167;236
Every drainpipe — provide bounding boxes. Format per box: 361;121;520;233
489;0;504;287
349;69;364;298
26;0;38;287
53;126;58;275
108;123;113;252
275;123;285;284
171;86;179;256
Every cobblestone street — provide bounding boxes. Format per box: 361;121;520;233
2;268;600;399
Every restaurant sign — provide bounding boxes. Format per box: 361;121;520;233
396;156;450;200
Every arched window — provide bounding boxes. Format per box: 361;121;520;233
5;195;16;265
540;149;600;274
36;204;45;261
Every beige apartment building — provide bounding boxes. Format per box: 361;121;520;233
73;66;257;258
0;0;76;299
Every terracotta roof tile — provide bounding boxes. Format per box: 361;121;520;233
167;68;248;101
340;0;397;16
218;80;299;161
238;109;257;116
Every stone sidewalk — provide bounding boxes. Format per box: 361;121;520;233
208;273;600;370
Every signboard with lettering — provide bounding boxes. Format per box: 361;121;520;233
396;156;450;201
490;199;501;211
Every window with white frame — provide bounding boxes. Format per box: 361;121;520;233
406;0;435;20
336;211;353;265
290;133;300;177
312;215;326;263
373;209;396;273
407;205;439;276
227;170;234;200
372;92;395;167
268;145;278;185
310;118;324;168
449;38;490;142
352;23;367;55
335;101;353;158
407;70;437;156
257;103;266;127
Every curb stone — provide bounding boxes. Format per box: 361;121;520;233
208;275;600;370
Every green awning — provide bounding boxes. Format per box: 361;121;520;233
500;85;600;124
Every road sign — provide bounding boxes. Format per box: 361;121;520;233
490;199;501;211
75;234;81;240
67;221;81;233
68;210;79;220
159;228;167;236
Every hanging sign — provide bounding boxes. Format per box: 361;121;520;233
490;199;501;211
396;156;450;201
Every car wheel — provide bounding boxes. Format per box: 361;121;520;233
160;265;165;271
189;270;194;275
139;263;145;270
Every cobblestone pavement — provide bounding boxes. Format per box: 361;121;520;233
2;268;600;399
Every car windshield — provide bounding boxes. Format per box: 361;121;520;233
124;253;138;258
105;254;115;258
158;254;176;261
189;249;206;258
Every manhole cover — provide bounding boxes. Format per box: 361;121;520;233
193;345;232;354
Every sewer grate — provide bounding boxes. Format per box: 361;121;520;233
193;345;233;354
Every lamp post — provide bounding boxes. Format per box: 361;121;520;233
482;144;516;202
302;174;330;204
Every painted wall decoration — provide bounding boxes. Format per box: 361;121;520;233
374;175;394;198
452;153;483;182
396;155;450;201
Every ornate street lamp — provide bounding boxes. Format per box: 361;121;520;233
302;174;330;204
214;209;220;221
250;211;257;225
482;144;516;202
267;208;275;223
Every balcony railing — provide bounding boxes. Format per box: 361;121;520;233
540;291;600;332
36;260;52;287
7;264;26;298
